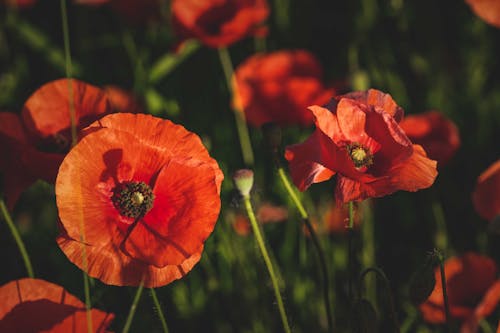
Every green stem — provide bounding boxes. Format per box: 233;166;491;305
277;168;307;219
243;196;291;333
277;167;334;333
432;199;448;252
60;2;91;331
122;281;145;333
437;252;451;333
150;288;169;333
361;200;376;306
217;47;254;166
479;319;494;333
60;0;77;146
0;199;34;278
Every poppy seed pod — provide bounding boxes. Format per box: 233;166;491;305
233;169;254;198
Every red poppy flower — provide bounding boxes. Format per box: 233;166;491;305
465;0;500;28
0;79;111;209
420;253;500;333
171;0;269;48
0;278;113;333
472;160;500;221
232;50;333;127
0;112;36;209
56;113;223;287
399;111;460;166
285;89;438;203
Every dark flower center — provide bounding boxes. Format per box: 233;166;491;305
347;142;373;168
111;181;155;219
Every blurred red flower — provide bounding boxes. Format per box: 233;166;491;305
104;85;142;114
285;89;438;203
465;0;500;28
0;278;113;333
171;0;269;48
472;160;500;221
399;111;460;166
56;113;224;287
0;79;111;209
420;253;500;333
1;0;35;8
232;202;288;236
232;50;333;127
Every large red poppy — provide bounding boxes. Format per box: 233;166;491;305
0;278;113;333
420;253;500;333
465;0;500;28
56;113;223;287
0;79;111;209
399;111;460;166
285;89;438;203
232;50;333;127
171;0;269;48
472;160;500;221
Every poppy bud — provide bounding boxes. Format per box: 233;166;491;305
409;255;437;305
233;169;254;198
350;298;377;333
262;122;282;152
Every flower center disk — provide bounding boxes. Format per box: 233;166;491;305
347;143;373;168
111;181;155;219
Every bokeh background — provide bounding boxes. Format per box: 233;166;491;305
1;0;499;332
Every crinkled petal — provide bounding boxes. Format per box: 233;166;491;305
57;235;202;287
339;88;404;122
284;130;335;191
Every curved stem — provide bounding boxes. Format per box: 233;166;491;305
150;288;169;333
277;167;334;333
0;198;34;278
359;267;400;332
217;47;254;166
243;195;291;333
122;281;145;333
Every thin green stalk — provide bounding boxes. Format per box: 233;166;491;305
243;196;291;333
277;167;334;333
150;288;169;333
217;47;254;166
479;319;494;333
122;281;145;333
60;2;91;332
361;200;376;306
0;199;34;278
437;253;451;333
60;0;77;146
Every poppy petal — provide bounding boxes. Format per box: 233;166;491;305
57;235;203;287
0;278;113;333
123;160;220;267
285;130;335;191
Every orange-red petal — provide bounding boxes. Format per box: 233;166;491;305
0;278;113;333
465;0;500;28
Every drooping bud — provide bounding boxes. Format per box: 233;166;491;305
233;169;254;198
408;254;437;305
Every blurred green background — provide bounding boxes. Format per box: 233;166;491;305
1;0;499;332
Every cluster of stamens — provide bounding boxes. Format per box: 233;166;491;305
111;181;155;218
346;142;373;168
